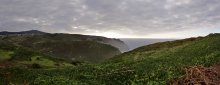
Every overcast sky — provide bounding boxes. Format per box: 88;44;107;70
0;0;220;38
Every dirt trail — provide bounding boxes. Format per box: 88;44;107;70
168;65;220;85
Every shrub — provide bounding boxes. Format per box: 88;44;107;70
31;63;41;69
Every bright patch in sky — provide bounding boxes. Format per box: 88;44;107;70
91;32;120;38
144;28;220;39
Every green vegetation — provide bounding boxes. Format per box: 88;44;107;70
20;56;72;68
0;50;13;61
0;34;122;63
0;44;73;68
20;40;121;63
1;33;220;85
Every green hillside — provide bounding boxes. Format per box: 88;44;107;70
0;34;121;63
0;44;73;68
20;40;120;63
1;33;220;85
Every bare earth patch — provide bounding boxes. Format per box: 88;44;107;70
168;65;220;85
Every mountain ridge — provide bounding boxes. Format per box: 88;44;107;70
0;30;129;52
0;30;47;36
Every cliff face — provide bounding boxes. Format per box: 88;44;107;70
98;38;130;52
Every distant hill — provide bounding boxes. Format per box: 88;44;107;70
0;30;129;63
0;30;46;36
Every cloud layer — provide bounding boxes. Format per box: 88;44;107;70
0;0;220;38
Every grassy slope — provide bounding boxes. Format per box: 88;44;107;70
0;50;13;62
21;40;121;63
1;34;220;85
0;34;121;63
101;34;220;84
0;44;73;68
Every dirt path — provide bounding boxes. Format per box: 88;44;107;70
213;64;220;75
168;65;220;85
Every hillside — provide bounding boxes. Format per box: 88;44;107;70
0;30;129;52
1;33;220;85
0;44;73;68
102;33;220;84
0;30;129;63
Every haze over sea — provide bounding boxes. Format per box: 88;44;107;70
120;38;176;51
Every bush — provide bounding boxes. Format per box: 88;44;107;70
31;63;41;69
71;60;83;66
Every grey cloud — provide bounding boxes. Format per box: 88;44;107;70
0;0;219;37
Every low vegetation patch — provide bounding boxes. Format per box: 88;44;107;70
0;50;13;61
